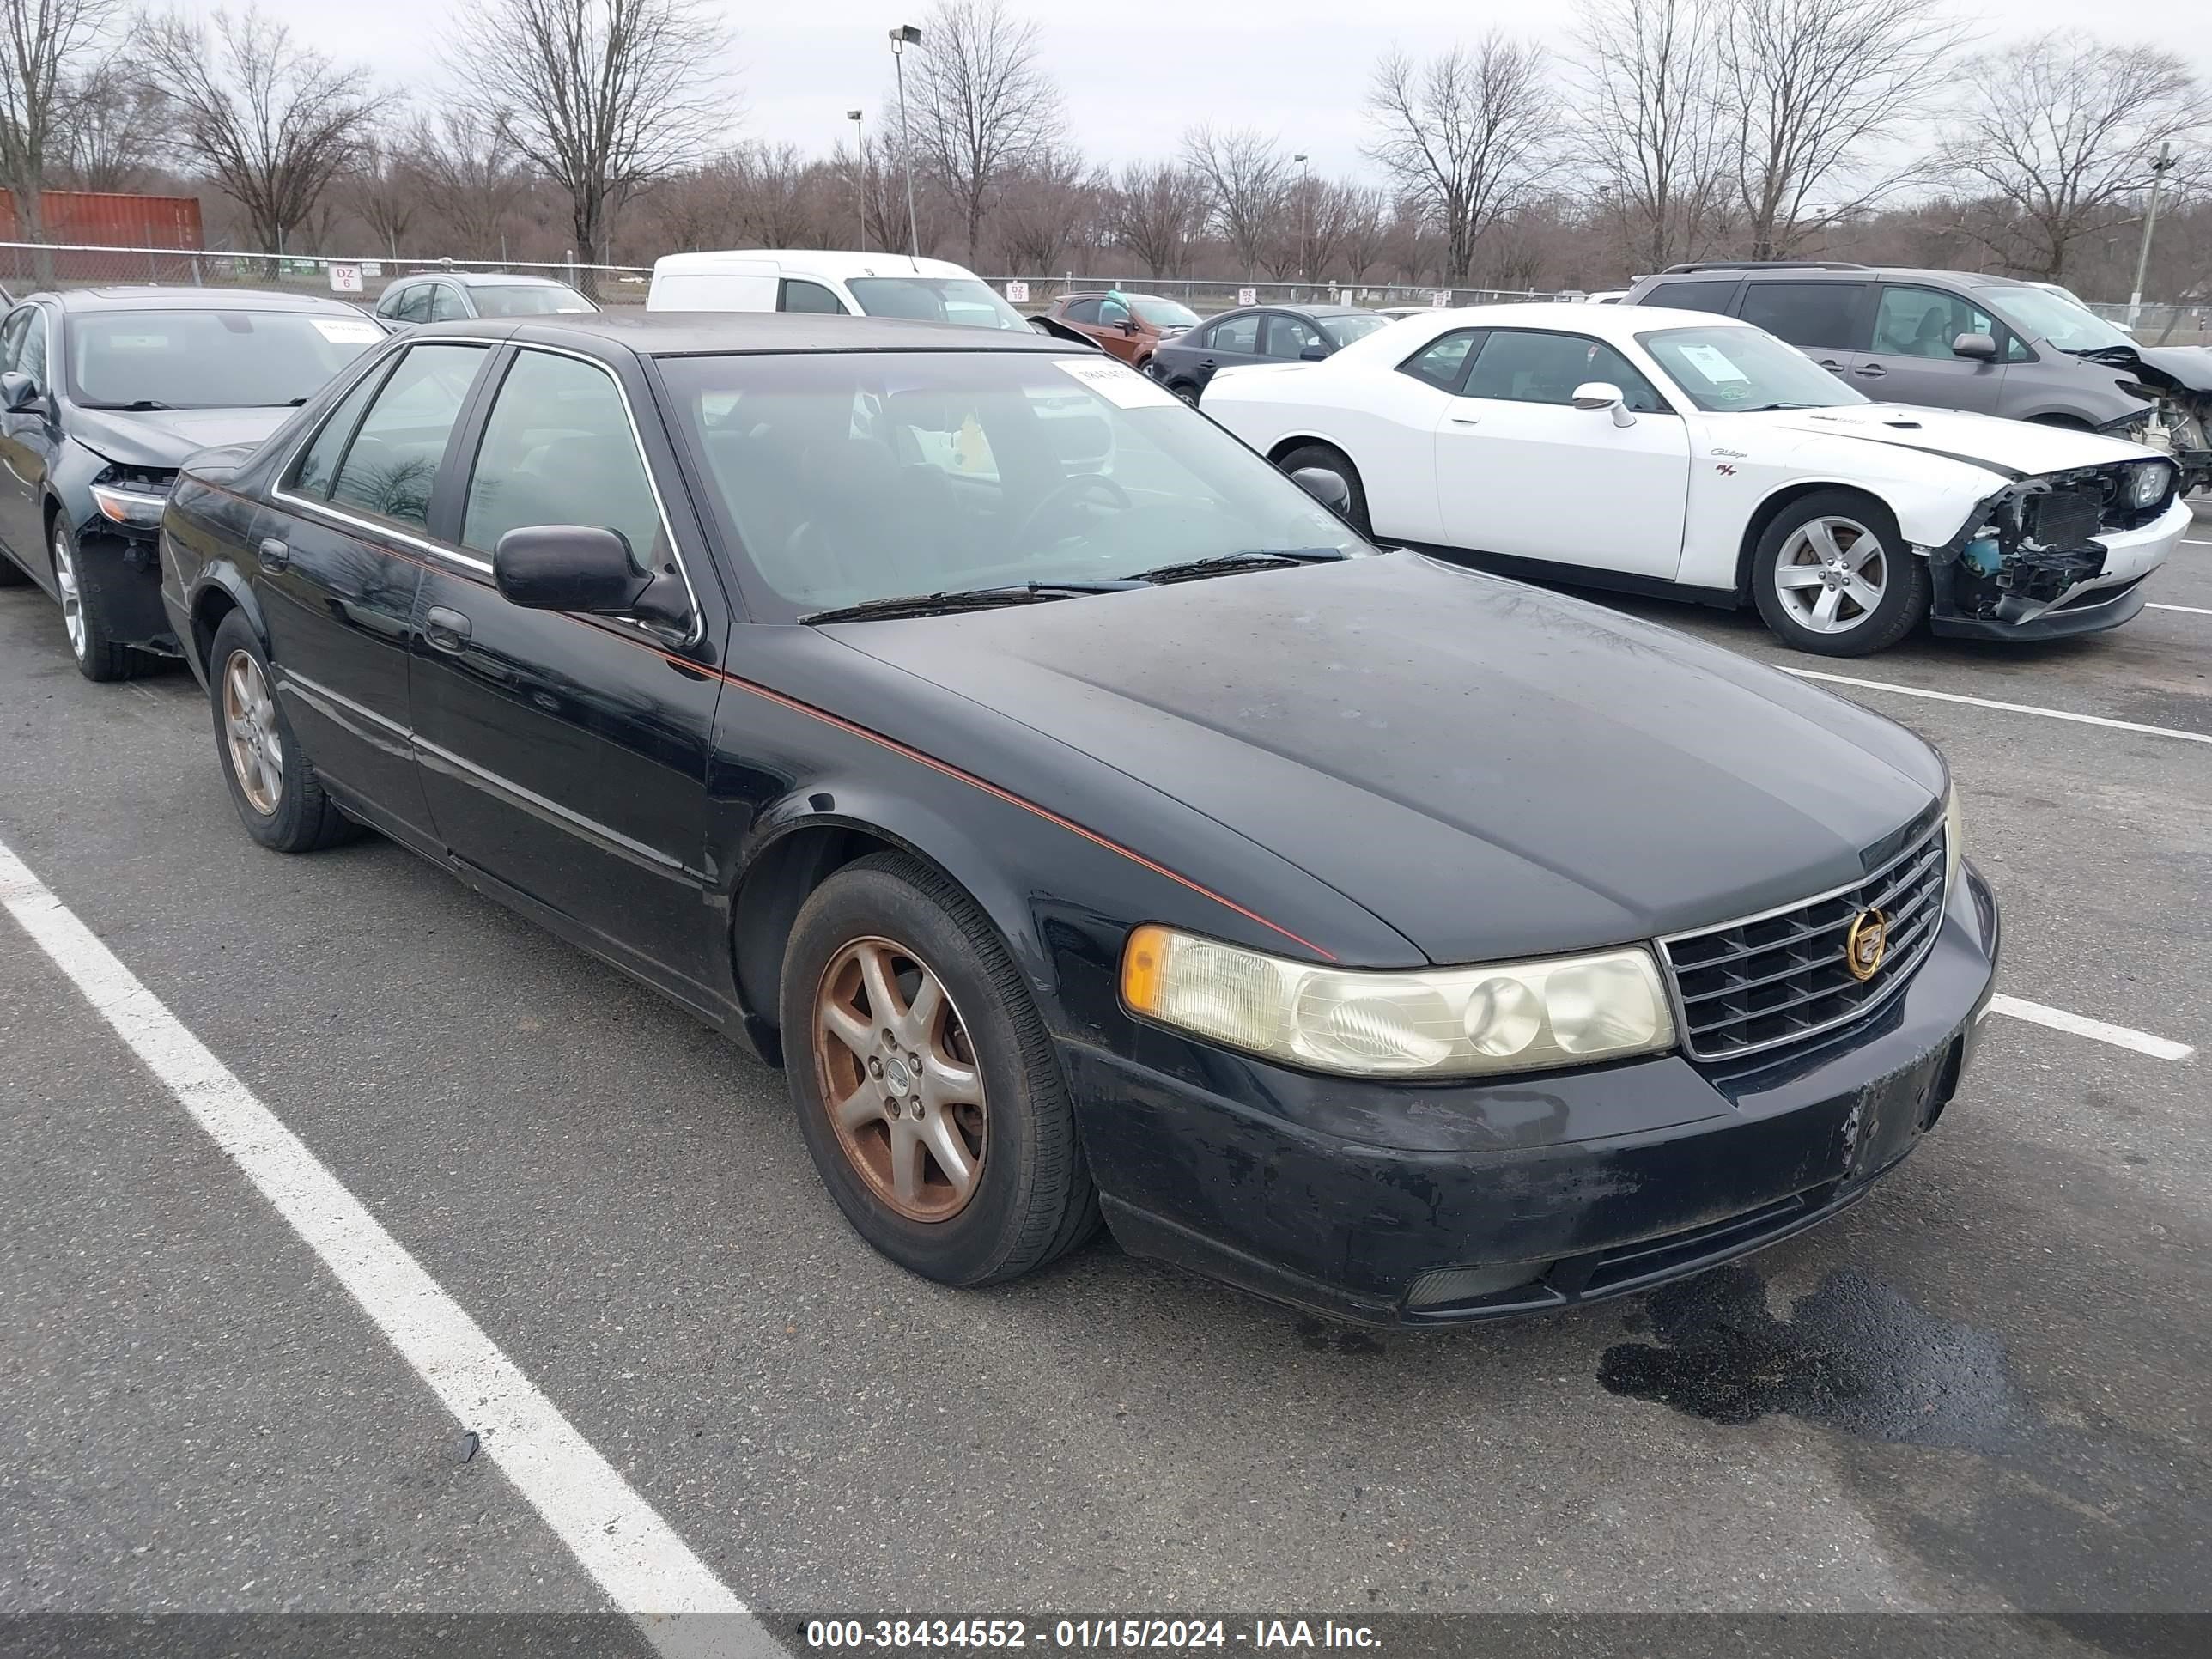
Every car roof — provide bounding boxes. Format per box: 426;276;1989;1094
1649;264;2026;291
1379;300;1754;348
405;311;1067;357
40;285;368;314
649;248;988;283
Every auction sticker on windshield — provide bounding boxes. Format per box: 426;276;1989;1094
1679;343;1750;383
313;318;385;344
1054;356;1179;409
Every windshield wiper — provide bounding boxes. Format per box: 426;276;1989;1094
799;581;1129;624
79;398;175;411
1735;402;1821;413
1121;547;1346;584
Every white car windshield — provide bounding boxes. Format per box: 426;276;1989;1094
1638;325;1868;413
662;350;1364;619
1981;286;2134;353
845;277;1028;331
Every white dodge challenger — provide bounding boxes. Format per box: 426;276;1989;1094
1200;303;2190;655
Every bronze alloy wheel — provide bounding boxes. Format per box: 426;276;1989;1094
222;647;283;816
812;935;988;1223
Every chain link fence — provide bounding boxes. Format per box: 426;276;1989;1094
2082;302;2211;348
0;240;653;307
990;276;1571;317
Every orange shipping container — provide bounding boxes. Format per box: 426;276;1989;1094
0;191;204;250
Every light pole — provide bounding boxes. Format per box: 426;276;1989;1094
2126;140;2177;330
848;109;866;250
889;24;922;260
1293;153;1309;293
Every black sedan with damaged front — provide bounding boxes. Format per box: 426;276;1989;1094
158;312;2000;1325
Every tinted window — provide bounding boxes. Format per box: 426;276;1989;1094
1737;282;1867;350
1399;330;1481;392
1206;314;1259;353
13;307;46;386
1641;279;1739;314
290;362;390;501
392;284;433;325
68;309;385;410
1261;314;1325;359
1871;286;1997;358
0;307;30;373
1462;331;1667;412
1062;297;1102;324
462;349;663;563
327;343;486;530
469;283;595;317
779;279;847;315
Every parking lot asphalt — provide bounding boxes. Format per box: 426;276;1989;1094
2;509;2208;1629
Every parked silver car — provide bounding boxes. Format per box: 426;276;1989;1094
1624;262;2211;491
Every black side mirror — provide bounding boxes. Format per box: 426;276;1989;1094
1;370;40;412
1298;342;1331;362
493;525;688;629
1119;317;1138;334
1952;331;1998;362
1289;466;1351;513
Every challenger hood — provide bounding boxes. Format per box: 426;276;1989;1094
1743;404;2151;478
828;554;1947;964
70;404;292;471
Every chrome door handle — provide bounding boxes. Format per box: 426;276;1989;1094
258;537;289;572
423;605;471;653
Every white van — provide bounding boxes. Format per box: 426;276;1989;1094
646;250;1032;332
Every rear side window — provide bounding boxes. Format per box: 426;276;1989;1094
1206;314;1259;353
1737;282;1869;351
1640;279;1739;314
1398;330;1483;392
462;349;663;565
779;279;847;314
326;343;487;531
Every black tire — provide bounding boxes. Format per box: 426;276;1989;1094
52;520;155;682
1168;379;1200;405
1276;442;1372;538
780;851;1100;1287
1751;489;1928;658
207;609;360;853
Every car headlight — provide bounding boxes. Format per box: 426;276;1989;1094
1943;783;1964;895
90;480;171;528
1121;925;1675;1079
2129;460;2174;508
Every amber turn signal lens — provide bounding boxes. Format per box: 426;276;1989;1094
1121;923;1169;1013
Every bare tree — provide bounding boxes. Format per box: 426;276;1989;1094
449;0;731;282
1101;159;1205;276
1334;187;1392;284
1182;124;1289;274
57;63;173;192
908;0;1062;264
410;106;525;257
1941;33;2208;280
346;136;422;258
0;0;122;240
1717;0;1966;259
143;7;374;255
993;143;1092;273
1574;0;1727;273
1364;36;1556;283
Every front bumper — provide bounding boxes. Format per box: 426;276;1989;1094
1928;495;2185;641
1069;862;2000;1326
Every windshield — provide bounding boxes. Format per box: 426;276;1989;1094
662;350;1365;620
1982;286;2134;352
845;276;1028;331
1129;296;1200;329
1323;313;1391;346
468;283;596;317
1638;325;1867;412
68;310;384;410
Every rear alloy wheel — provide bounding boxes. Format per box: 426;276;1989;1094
1169;380;1200;405
1753;490;1927;657
52;521;152;681
207;609;359;853
781;851;1099;1285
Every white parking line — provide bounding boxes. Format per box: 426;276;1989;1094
2148;602;2212;616
1990;994;2196;1062
1778;666;2212;745
0;836;778;1659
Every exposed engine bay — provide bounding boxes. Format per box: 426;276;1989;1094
2083;343;2212;495
1930;461;2172;625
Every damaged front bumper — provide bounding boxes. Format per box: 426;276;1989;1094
1924;481;2189;642
1067;864;2000;1328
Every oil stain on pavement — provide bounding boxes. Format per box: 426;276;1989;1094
1598;1261;2032;1452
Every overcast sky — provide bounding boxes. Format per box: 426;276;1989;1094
290;1;2208;184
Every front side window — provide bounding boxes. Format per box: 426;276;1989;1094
664;351;1363;618
1462;331;1668;412
391;285;433;325
1398;329;1482;392
462;349;663;563
1639;325;1867;412
1261;314;1325;359
1206;314;1259;354
845;276;1027;331
290;361;391;501
1736;282;1868;351
12;306;46;386
1872;286;1998;358
0;306;31;374
428;285;469;323
325;343;487;529
779;279;848;315
67;309;385;410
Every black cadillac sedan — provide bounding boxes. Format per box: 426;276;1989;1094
158;313;2000;1325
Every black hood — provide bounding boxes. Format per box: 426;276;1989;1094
827;554;1948;964
69;403;292;471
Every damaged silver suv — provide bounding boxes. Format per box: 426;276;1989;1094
1625;263;2211;493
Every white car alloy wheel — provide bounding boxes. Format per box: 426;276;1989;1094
52;526;86;660
1771;515;1888;635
